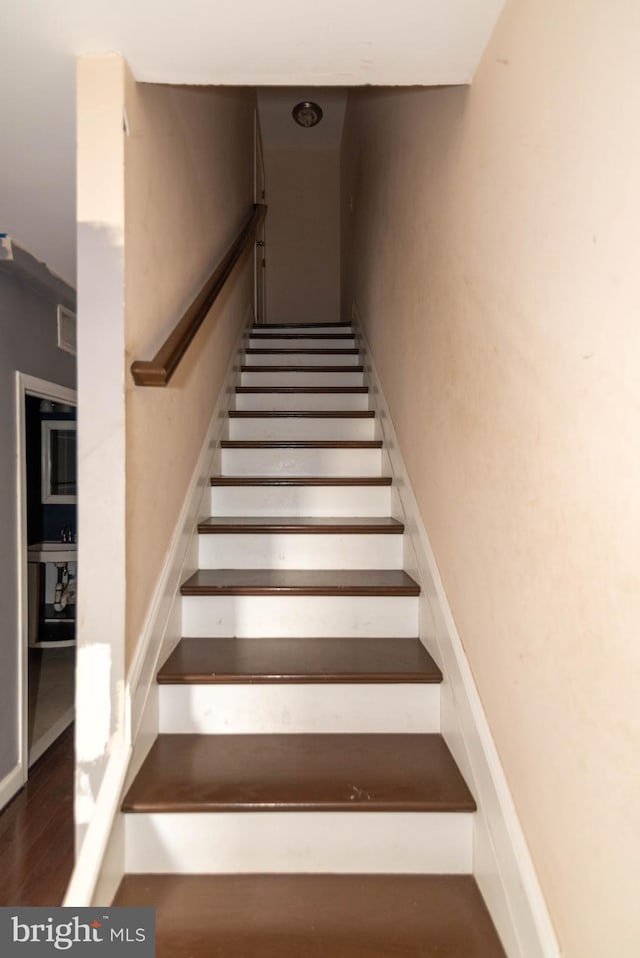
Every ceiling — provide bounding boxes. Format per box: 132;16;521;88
0;0;505;286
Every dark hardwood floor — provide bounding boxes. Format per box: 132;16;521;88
0;725;74;905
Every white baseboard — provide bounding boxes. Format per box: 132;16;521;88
91;813;125;907
64;306;252;908
352;304;559;958
0;762;24;813
63;734;131;907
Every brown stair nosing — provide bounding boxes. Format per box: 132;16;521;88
245;349;360;355
220;439;382;449
228;410;375;418
249;333;355;340
240;365;364;373
121;733;475;814
158;637;441;685
113;874;506;958
251;322;353;329
236;386;369;394
197;516;403;534
220;440;383;449
210;476;392;486
180;569;420;597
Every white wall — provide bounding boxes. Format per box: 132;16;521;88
341;1;640;954
76;55;128;847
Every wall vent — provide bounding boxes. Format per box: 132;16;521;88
57;305;76;356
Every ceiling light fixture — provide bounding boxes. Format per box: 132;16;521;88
292;101;323;128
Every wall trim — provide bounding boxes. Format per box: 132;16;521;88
63;736;131;906
64;308;251;907
0;764;24;813
12;373;78;815
352;304;559;958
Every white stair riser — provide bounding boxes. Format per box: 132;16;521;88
198;532;403;569
182;595;419;638
241;371;363;386
221;447;382;477
159;684;439;734
125;812;472;874
249;338;356;350
210;485;392;517
228;417;375;441
234;393;369;412
245;353;360;367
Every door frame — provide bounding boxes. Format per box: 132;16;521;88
14;372;77;795
253;107;267;325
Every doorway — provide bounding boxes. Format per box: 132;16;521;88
255;88;343;327
16;374;77;778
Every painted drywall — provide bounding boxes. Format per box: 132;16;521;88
0;264;75;786
124;81;255;667
0;1;505;287
75;60;255;852
76;55;128;848
263;147;340;325
341;1;640;955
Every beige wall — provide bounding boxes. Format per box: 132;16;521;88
264;147;340;325
341;1;640;955
125;81;255;666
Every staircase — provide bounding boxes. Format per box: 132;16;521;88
114;322;507;957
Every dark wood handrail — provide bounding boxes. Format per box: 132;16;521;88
131;203;267;387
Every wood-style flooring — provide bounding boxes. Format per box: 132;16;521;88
0;725;74;905
122;733;475;814
158;636;442;685
115;874;507;958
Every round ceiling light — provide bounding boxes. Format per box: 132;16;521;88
292;101;323;128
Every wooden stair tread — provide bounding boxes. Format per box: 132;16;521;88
250;333;355;340
158;638;441;685
197;516;403;534
210;476;392;486
241;365;364;373
236;386;368;393
251;322;353;329
228;410;375;418
221;439;382;449
113;874;506;958
180;569;420;596
245;348;359;355
121;734;474;813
